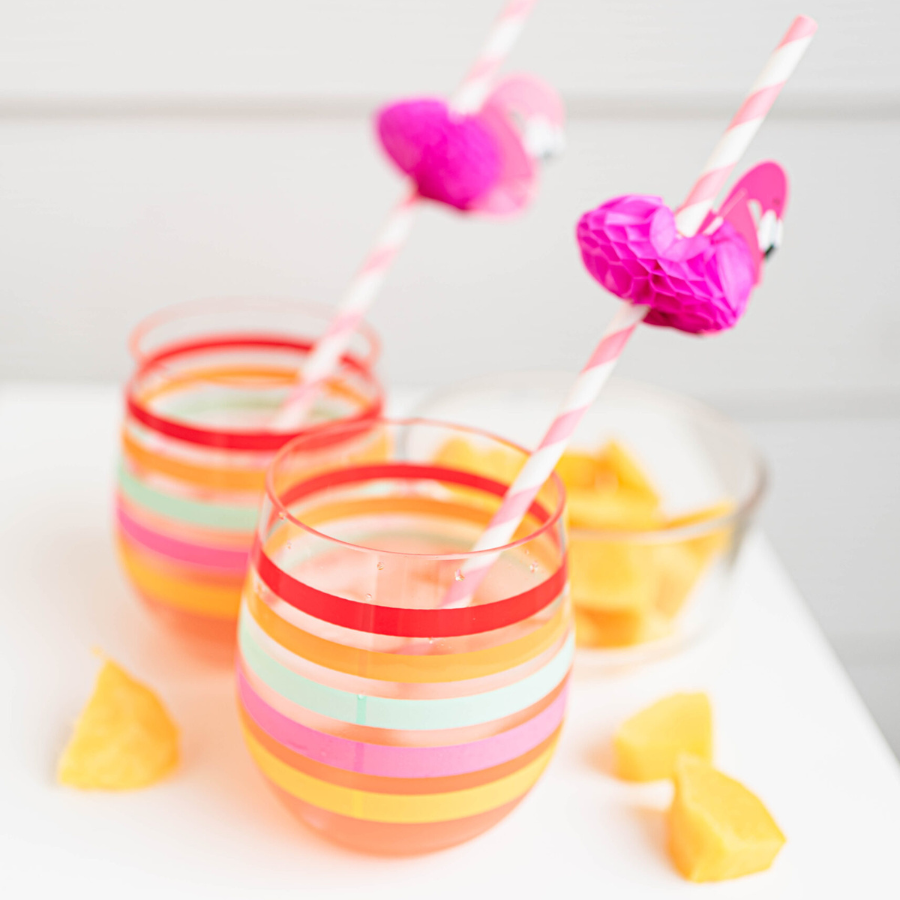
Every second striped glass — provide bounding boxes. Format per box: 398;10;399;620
116;298;383;659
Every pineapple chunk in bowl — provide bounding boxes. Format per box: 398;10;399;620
417;374;765;667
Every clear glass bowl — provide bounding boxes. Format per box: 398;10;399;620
415;373;766;667
238;417;571;854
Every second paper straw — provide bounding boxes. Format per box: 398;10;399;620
440;302;646;609
444;14;817;609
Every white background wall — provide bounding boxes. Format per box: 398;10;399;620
2;1;899;743
1;0;898;404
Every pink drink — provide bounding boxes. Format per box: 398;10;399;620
237;418;572;853
116;299;383;660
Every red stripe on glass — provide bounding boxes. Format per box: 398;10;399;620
125;335;383;451
251;542;566;638
271;463;556;524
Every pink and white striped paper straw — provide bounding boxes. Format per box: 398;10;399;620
271;0;539;431
441;302;646;608
675;15;817;237
270;187;419;429
452;0;538;114
445;15;816;608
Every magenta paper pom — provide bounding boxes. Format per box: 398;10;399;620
375;77;564;215
376;99;502;210
576;195;756;334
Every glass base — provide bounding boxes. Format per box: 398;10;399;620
270;783;526;855
137;592;236;665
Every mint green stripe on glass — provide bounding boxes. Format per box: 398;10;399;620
117;463;261;533
238;610;574;732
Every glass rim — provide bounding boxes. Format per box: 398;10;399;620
265;416;567;562
128;296;381;371
124;301;385;451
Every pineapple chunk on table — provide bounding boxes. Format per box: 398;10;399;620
58;658;179;790
669;754;786;882
613;692;713;781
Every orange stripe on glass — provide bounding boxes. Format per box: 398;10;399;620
271;788;524;854
246;589;567;683
121;428;266;492
117;536;242;619
134;363;367;410
293;495;495;530
242;722;557;824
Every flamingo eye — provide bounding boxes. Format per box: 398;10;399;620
523;115;566;161
757;209;783;258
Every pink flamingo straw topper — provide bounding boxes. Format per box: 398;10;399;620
272;0;564;430
444;14;817;609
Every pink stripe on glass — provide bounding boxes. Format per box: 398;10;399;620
116;501;250;572
237;665;568;779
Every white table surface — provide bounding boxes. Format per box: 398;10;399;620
2;383;899;898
